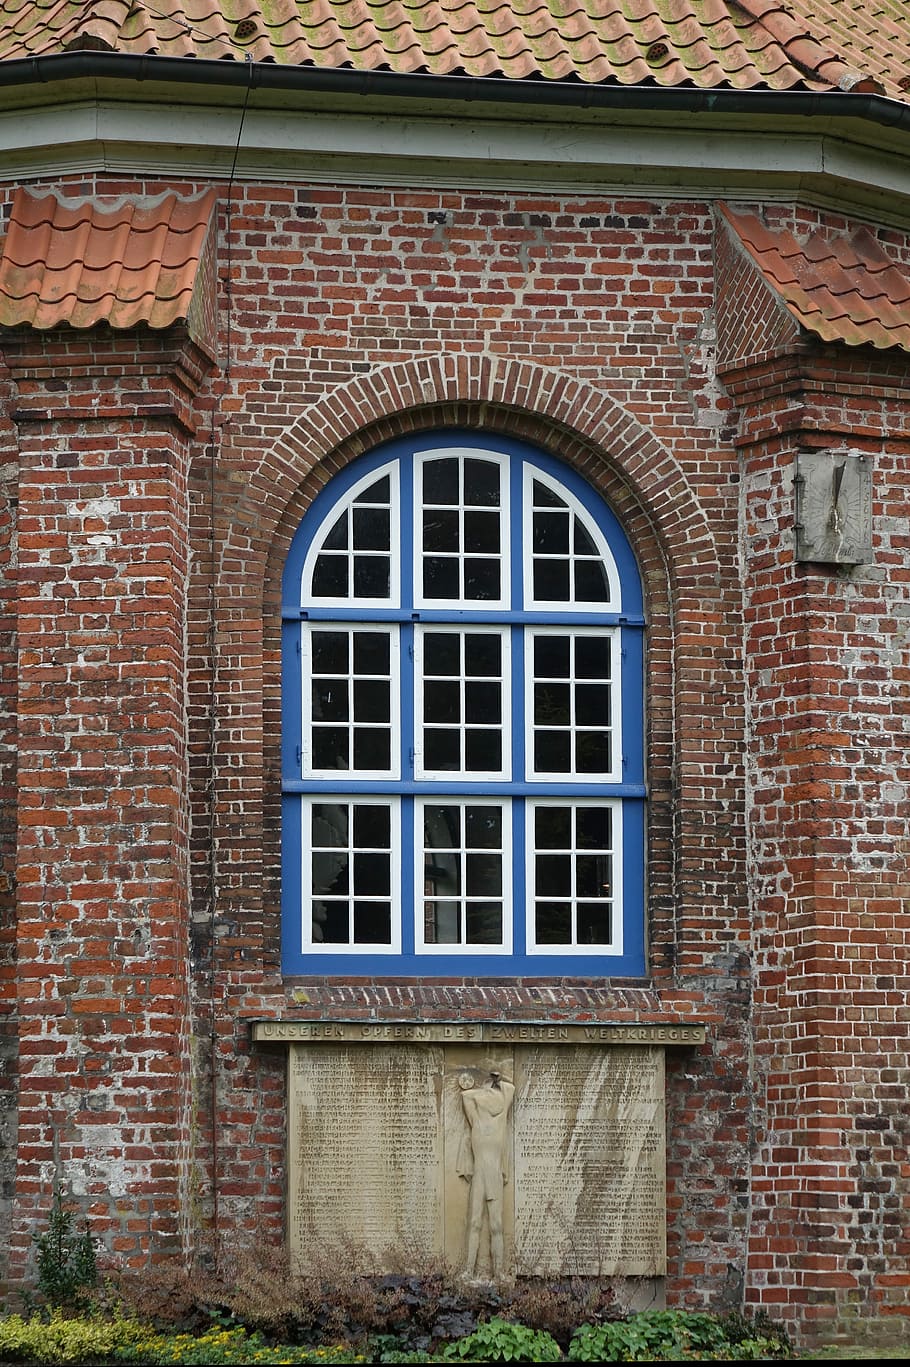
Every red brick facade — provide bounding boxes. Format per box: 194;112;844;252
0;177;908;1348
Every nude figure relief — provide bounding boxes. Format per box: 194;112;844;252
456;1070;515;1279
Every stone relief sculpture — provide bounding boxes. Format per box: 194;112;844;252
456;1070;515;1278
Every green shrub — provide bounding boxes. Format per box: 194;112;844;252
443;1317;562;1362
113;1324;366;1364
567;1309;793;1361
33;1192;97;1307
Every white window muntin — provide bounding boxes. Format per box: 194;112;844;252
300;797;402;955
301;623;400;779
525;799;622;956
415;798;512;955
414;447;509;610
301;460;400;608
522;464;622;610
413;626;511;782
525;627;622;783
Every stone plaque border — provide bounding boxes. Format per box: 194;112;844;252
252;1020;706;1045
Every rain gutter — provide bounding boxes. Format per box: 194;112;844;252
2;50;910;132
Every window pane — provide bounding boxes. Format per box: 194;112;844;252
574;559;610;601
353;901;392;943
423;509;460;552
354;804;390;846
353;556;389;598
423;457;459;504
353;679;390;723
312;555;348;597
312;850;348;897
575;637;611;678
353;727;391;770
534;510;570;553
534;730;571;772
466;901;503;944
313;804;348;845
464;458;500;506
575;684;610;726
352;506;390;551
425;729;460;770
312;631;348;674
529;803;616;951
353;632;390;674
306;801;394;948
464;557;500;600
576;731;610;773
465;635;500;676
313;679;348;721
466;805;502;848
535;901;571;944
424;681;460;724
313;727;349;769
533;558;570;601
534;682;570;725
465;729;501;771
424;556;459;599
577;902;611;945
354;474;389;503
533;479;563;508
535;806;570;849
465;681;501;723
420;801;505;949
464;510;500;553
534;635;570;677
424;634;460;675
323;511;349;550
529;632;614;779
577;806;611;848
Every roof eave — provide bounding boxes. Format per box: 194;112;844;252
3;50;910;129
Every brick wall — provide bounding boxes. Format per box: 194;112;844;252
0;180;906;1344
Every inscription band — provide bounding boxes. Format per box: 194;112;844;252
252;1020;705;1045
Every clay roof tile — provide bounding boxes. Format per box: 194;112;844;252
719;202;910;352
0;0;906;98
0;186;218;340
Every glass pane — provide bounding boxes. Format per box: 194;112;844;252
312;631;348;674
353;901;392;943
575;637;611;678
313;727;349;769
425;805;461;843
353;679;390;723
424;681;460;724
353;727;391;770
466;806;502;848
466;854;502;896
534;635;570;677
465;635;500;676
466;901;503;944
577;807;611;849
534;730;571;772
576;731;610;773
318;904;351;943
312;850;348;897
464;510;500;553
424;633;460;675
323;511;349;550
464;459;500;506
534;682;570;726
354;804;390;846
536;853;571;897
353;852;390;896
534;511;569;553
577;902;610;945
354;474;390;503
573;521;598;556
312;679;348;721
533;559;570;601
423;509;460;552
424;900;460;944
465;681;500;723
577;854;610;899
353;632;390;674
574;560;610;602
535;901;571;944
424;556;459;599
312;555;348;597
533;480;564;509
425;729;461;770
466;729;501;771
534;806;570;849
464;558;499;600
313;804;348;846
352;506;390;550
353;556;390;598
423;458;459;504
575;684;610;726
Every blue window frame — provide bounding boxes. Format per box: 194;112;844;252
282;431;646;976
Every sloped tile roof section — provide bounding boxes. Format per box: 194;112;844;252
0;0;903;96
718;202;910;352
0;187;218;339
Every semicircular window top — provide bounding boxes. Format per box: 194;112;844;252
282;432;646;977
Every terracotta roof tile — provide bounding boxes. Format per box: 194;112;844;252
0;187;218;337
718;203;910;352
0;1;905;97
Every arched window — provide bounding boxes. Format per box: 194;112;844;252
282;432;645;976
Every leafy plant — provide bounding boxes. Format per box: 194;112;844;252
443;1317;562;1362
0;1308;146;1364
567;1309;793;1361
33;1191;97;1307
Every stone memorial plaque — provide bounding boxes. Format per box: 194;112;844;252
285;1036;668;1279
289;1043;443;1266
513;1046;665;1276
